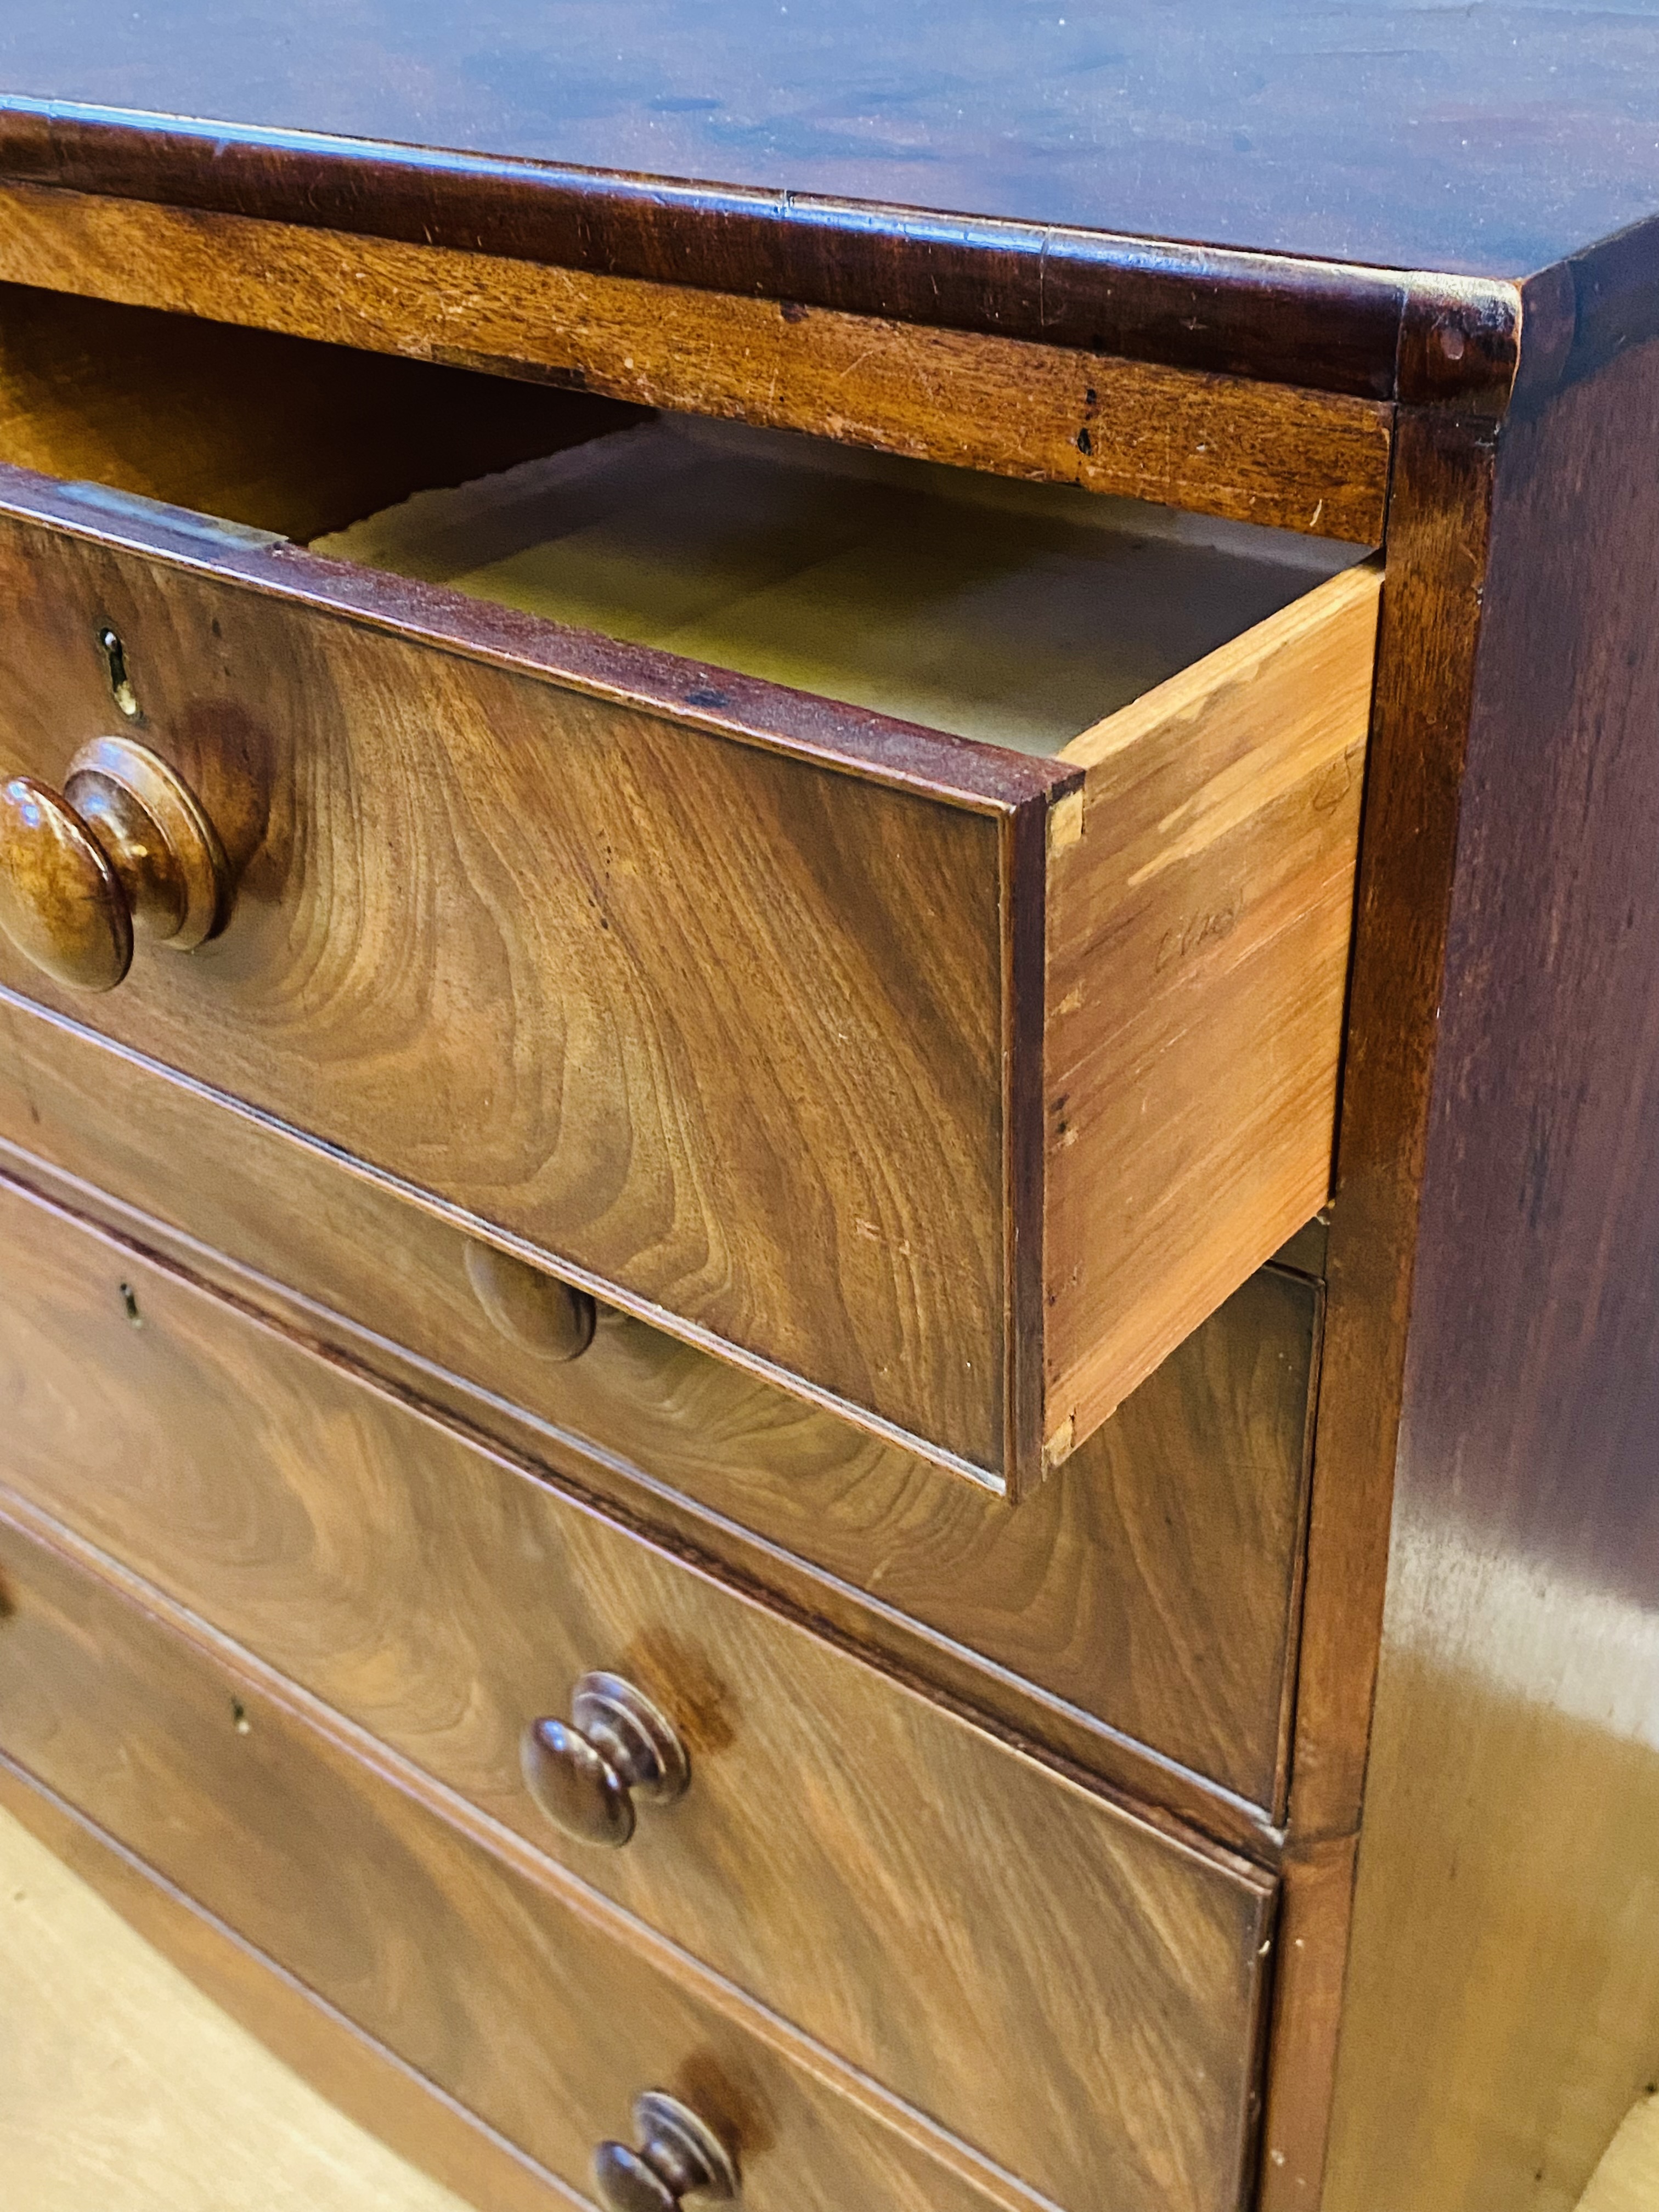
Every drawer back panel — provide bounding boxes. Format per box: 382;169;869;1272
0;279;648;541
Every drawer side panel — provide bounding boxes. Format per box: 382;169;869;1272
1043;562;1380;1460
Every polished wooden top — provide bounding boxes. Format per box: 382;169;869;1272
0;7;1656;408
4;1;1658;276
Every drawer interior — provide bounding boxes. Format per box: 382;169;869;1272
0;280;1365;759
310;415;1361;755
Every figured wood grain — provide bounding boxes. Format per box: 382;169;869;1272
0;1175;1276;2212
0;1775;583;2212
0;1797;508;2212
0;991;1319;1820
0;1500;1062;2212
0;765;134;991
0;180;1392;543
0;485;1041;1485
1322;333;1659;2212
1043;561;1379;1454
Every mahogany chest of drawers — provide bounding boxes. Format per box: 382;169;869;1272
0;12;1657;2211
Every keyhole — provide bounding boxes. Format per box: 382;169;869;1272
98;627;142;721
119;1282;142;1328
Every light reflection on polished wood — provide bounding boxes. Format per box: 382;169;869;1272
0;276;1375;1491
0;1499;1118;2212
1321;329;1659;2212
0;736;229;994
0;463;1026;1486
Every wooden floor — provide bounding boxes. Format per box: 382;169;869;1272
0;1803;469;2211
1584;2097;1659;2212
0;1795;1653;2210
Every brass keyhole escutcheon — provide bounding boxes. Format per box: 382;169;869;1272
0;736;229;992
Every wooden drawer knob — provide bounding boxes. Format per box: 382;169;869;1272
592;2091;738;2212
0;737;227;992
462;1237;596;1362
520;1672;689;1849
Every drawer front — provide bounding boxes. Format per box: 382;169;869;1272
0;481;1039;1486
0;1503;1045;2212
0;1173;1274;2212
0;991;1318;1814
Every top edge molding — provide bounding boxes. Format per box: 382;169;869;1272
0;96;1539;411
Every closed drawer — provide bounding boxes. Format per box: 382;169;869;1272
0;1502;1054;2212
0;992;1319;1816
0;1172;1276;2212
0;286;1378;1493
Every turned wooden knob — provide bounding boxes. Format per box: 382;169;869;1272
521;1673;689;1848
462;1237;596;1362
0;736;228;992
592;2091;737;2212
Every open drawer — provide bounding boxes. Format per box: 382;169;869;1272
0;285;1380;1493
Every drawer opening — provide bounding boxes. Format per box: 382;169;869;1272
0;280;648;547
0;280;1369;762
